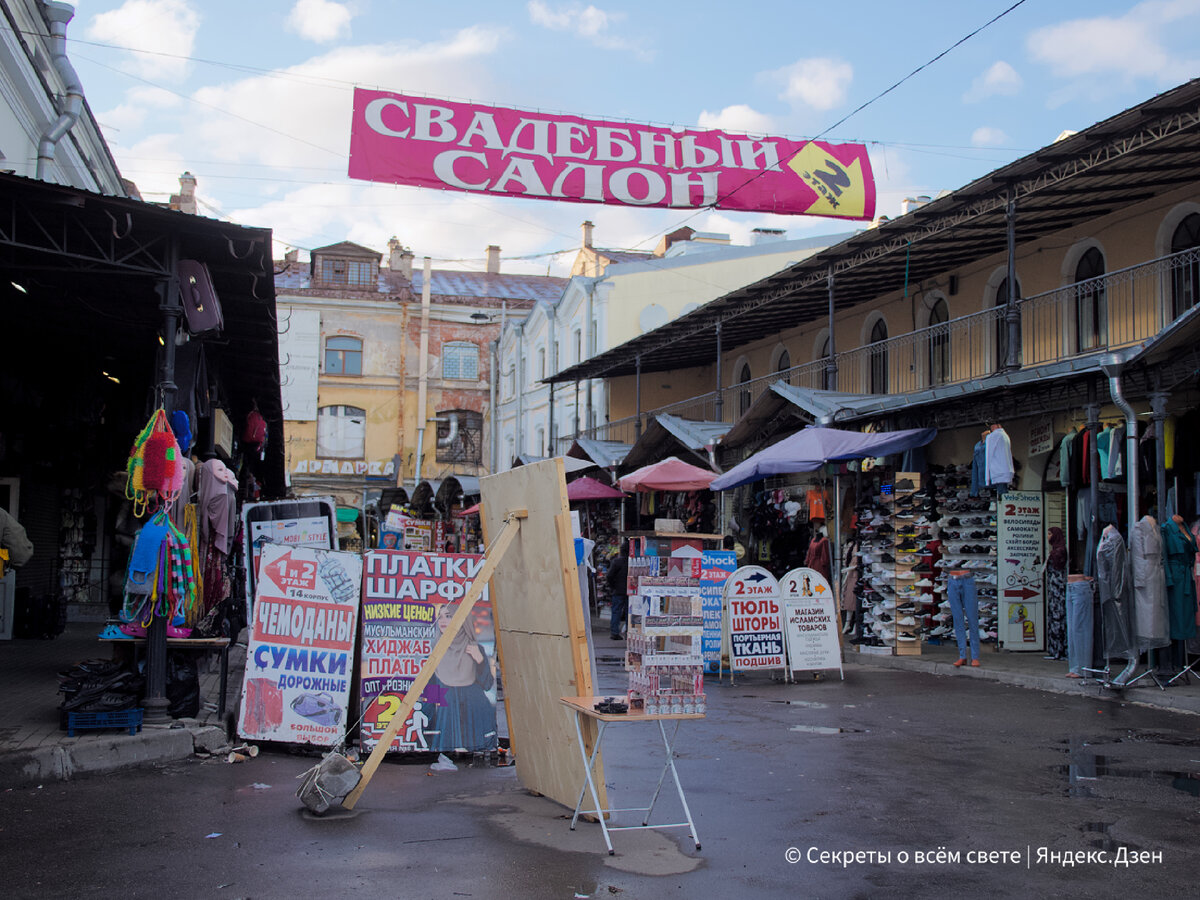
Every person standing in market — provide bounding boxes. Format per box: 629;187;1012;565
606;542;629;641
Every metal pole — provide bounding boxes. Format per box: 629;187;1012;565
414;257;432;484
488;339;498;472
714;320;724;420
1085;393;1101;576
144;239;182;726
1150;391;1168;515
1005;190;1020;372
826;268;838;390
634;354;643;439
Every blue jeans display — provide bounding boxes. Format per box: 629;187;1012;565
947;573;980;661
1066;579;1095;676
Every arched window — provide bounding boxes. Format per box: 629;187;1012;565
1171;213;1200;319
737;362;752;416
776;348;792;385
820;336;833;390
1075;247;1106;353
325;336;362;375
317;405;365;458
443;342;479;380
994;278;1019;370
928;298;949;385
869;319;888;394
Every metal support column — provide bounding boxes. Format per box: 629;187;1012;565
1150;391;1169;515
1085;393;1101;576
714;320;723;421
635;354;643;439
144;239;182;726
826;269;838;390
1004;191;1020;372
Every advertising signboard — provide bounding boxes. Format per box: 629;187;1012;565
238;544;362;745
780;566;843;678
723;566;785;672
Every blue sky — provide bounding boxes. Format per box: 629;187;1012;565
65;0;1200;274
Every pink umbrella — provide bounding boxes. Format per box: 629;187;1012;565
618;456;715;493
567;476;625;501
456;503;480;517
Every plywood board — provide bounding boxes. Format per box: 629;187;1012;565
481;459;604;812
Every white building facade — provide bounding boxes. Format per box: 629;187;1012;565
495;227;851;469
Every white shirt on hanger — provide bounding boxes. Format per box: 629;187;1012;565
985;427;1014;486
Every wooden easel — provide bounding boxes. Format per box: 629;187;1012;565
342;509;526;809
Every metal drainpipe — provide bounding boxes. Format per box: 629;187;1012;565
584;280;595;431
35;3;83;182
515;324;525;457
1004;191;1021;371
826;269;838;390
548;314;556;454
1101;358;1139;534
714;320;723;420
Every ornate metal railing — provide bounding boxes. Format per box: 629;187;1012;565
561;246;1200;446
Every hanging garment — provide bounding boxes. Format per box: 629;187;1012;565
1076;492;1091;541
970;439;987;497
1096;427;1112;481
1108;425;1125;479
1078;427;1093;486
1058;431;1075;489
1164;416;1176;470
804;535;832;584
806;488;827;521
197;459;238;555
1096;525;1137;659
1066;578;1095;676
1130;516;1170;651
1192;522;1200;629
1161;519;1198;641
985;427;1014;488
1045;528;1068;660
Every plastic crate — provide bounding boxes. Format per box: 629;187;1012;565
63;707;144;737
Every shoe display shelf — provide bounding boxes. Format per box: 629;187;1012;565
930;465;1000;648
891;474;925;656
625;563;706;716
854;482;897;654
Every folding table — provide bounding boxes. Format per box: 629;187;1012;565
560;695;703;855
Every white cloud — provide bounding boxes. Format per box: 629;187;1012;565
963;61;1022;103
1027;0;1200;84
770;58;853;111
85;0;200;81
696;105;776;136
971;126;1010;147
94;86;181;134
286;0;355;44
526;1;650;57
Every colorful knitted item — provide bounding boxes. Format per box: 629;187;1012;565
126;408;184;516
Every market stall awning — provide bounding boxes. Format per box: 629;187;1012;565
567;438;632;469
457;503;481;517
514;453;595;473
710;426;937;490
621;414;728;470
619;456;715;493
567;476;625;500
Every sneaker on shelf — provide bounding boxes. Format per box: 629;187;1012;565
915;577;933;587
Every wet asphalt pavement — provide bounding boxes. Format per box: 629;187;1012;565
2;657;1198;899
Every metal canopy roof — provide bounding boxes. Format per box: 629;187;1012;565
621;415;728;469
549;78;1200;384
0;172;286;496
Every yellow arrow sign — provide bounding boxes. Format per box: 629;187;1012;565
787;143;868;219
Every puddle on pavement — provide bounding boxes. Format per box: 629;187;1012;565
1082;822;1141;853
1055;751;1200;798
767;700;829;708
788;725;862;734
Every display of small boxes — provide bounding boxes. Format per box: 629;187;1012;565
626;570;707;716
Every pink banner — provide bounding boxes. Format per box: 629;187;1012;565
348;89;875;220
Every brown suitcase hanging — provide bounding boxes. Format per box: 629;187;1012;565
178;259;225;334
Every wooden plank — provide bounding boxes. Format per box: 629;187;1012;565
343;512;524;809
480;504;517;760
481;459;606;812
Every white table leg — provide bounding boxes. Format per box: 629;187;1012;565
659;718;701;850
569;711;613;854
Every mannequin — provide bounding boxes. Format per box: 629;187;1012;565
1043;527;1068;660
1066;573;1094;678
1161;514;1198;667
1131;515;1169;652
947;568;981;667
1095;524;1138;686
985;423;1014;494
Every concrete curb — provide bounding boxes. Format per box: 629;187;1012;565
0;727;196;788
847;652;1200;716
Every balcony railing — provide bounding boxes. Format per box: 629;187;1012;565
560;246;1200;448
